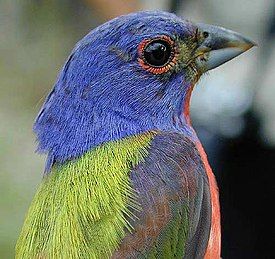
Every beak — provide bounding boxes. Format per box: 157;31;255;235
195;23;256;71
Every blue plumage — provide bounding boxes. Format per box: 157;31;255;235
34;11;197;170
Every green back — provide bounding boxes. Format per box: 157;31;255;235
143;202;189;259
16;132;154;259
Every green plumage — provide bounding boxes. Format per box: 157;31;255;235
142;203;189;258
16;133;155;259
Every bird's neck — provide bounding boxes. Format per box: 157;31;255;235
183;83;195;126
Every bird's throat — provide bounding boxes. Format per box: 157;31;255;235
183;83;195;126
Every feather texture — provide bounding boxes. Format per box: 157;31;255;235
16;11;226;259
16;131;212;258
114;132;211;258
16;132;155;259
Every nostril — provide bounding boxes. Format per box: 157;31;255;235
203;31;209;38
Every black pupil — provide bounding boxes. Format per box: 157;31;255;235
203;31;209;38
143;40;172;67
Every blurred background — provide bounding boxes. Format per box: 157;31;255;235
0;0;274;258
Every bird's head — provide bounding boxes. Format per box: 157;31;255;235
35;11;255;168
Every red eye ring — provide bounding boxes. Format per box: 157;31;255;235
138;35;179;75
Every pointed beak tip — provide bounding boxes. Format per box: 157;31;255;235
221;31;257;53
240;38;258;51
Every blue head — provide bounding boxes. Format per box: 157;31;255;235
34;11;255;169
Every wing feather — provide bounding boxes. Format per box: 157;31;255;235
113;132;211;258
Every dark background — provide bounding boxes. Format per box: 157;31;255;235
0;0;274;258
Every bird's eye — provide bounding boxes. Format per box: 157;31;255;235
138;36;178;75
143;40;171;67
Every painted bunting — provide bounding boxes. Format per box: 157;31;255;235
16;11;255;259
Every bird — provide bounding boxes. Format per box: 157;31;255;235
16;11;255;259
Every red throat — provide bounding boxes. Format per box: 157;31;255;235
183;84;195;125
